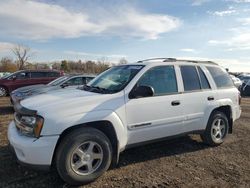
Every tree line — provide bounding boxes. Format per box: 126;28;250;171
0;44;128;74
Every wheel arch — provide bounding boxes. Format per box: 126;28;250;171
210;105;233;134
52;120;120;168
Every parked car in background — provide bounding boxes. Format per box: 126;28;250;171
11;74;95;102
230;74;242;90
237;74;250;83
240;80;250;96
8;58;241;185
0;70;62;97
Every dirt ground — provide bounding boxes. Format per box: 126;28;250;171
0;97;250;188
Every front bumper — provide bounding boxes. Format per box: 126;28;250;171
8;121;59;168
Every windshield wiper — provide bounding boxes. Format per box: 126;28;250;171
82;85;112;94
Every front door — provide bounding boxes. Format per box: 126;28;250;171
125;65;185;145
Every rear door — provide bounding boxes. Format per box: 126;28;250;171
30;72;49;85
179;65;215;132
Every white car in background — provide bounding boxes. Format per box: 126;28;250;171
230;74;242;90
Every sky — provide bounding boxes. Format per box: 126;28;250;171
0;0;250;72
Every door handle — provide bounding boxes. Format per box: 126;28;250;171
171;100;180;106
207;96;214;101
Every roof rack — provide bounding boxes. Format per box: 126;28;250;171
137;58;176;63
136;58;218;65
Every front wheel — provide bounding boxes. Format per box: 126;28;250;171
56;127;112;185
0;86;7;97
201;111;229;146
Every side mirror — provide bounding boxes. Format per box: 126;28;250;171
12;75;17;80
129;85;154;99
61;83;69;88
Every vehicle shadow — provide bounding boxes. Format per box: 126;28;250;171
117;135;208;168
0;106;14;115
0;135;208;187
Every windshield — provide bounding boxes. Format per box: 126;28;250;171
1;72;19;79
48;76;68;86
84;65;144;94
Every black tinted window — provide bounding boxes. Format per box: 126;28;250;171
137;66;177;96
206;66;234;88
181;66;201;91
47;72;60;77
198;67;211;89
31;72;47;78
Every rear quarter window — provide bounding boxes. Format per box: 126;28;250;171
206;66;234;88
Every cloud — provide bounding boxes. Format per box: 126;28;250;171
239;17;250;25
180;48;196;52
176;56;250;72
0;42;16;52
192;0;210;6
0;0;181;40
210;10;236;16
208;31;250;50
207;6;237;17
226;0;250;3
64;51;127;59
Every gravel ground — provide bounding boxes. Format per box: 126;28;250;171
0;97;249;188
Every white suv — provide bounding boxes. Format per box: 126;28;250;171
8;58;241;185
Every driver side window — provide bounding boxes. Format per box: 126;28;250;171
137;66;178;96
65;77;83;86
16;72;30;79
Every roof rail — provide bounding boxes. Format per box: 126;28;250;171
137;58;176;63
177;59;218;65
136;58;218;65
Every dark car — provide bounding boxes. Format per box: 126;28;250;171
0;70;63;97
237;74;250;83
10;74;95;102
241;80;250;96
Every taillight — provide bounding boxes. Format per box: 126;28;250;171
239;93;241;105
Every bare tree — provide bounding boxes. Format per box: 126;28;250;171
12;44;32;70
118;58;128;65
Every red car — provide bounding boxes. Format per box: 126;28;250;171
0;70;63;97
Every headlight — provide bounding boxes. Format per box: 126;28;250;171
15;114;44;138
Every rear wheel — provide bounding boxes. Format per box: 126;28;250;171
56;127;112;185
201;111;229;146
0;86;7;97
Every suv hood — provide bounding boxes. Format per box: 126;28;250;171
20;88;120;116
12;84;61;99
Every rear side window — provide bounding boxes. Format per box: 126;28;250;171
30;72;47;78
180;66;201;91
47;72;60;77
137;66;178;96
65;77;83;85
198;67;211;89
206;66;234;88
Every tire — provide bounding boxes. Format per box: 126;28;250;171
56;127;112;185
201;111;229;146
0;86;7;97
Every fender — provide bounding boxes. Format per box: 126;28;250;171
203;98;233;130
41;110;128;152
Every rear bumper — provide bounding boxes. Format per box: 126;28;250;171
8;121;59;169
233;105;241;121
